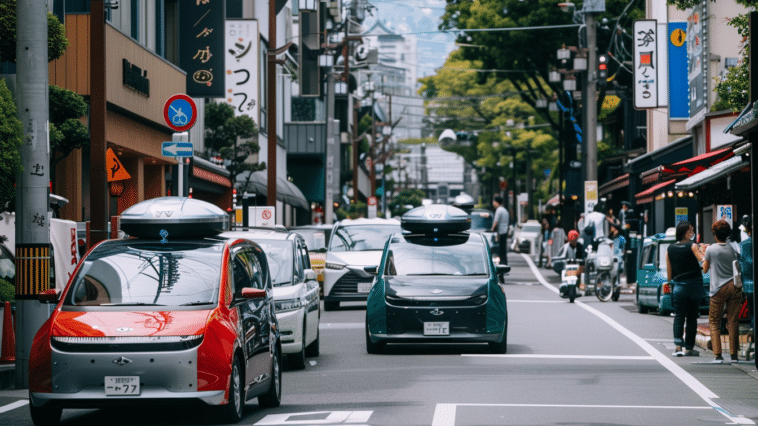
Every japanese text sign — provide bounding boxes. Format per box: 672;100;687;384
225;20;260;125
633;20;659;109
180;0;226;97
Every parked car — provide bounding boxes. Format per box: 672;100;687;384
636;228;710;315
467;209;498;252
222;228;321;370
29;197;282;425
323;218;402;311
365;204;510;354
511;220;542;255
292;224;333;292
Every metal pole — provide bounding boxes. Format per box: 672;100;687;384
15;0;51;389
90;1;108;245
526;150;533;219
325;69;336;224
266;0;277;210
559;110;564;229
748;11;758;370
585;12;598;182
370;91;376;198
421;143;428;197
174;132;188;197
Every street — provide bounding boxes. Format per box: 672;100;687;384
2;254;758;425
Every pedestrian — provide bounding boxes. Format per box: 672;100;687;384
666;220;705;357
619;201;631;236
610;224;626;273
703;220;742;363
548;223;567;269
538;218;550;267
740;216;753;331
491;196;509;269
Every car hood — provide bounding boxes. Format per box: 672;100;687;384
384;275;490;298
327;251;384;267
50;309;213;337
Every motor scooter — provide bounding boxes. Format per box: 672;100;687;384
556;258;584;303
583;237;620;302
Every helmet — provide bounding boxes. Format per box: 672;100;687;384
568;230;579;241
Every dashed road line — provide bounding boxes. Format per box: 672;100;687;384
0;400;28;414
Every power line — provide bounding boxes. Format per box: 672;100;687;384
361;23;581;37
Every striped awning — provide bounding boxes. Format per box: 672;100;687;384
635;179;676;204
599;173;630;196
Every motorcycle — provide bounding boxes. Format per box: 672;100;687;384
557;258;584;303
583;237;621;302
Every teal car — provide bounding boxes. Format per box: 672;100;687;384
636;228;709;315
364;204;510;354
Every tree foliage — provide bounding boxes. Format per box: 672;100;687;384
390;188;426;217
49;85;89;181
712;10;751;112
0;1;68;64
204;102;263;188
0;79;22;210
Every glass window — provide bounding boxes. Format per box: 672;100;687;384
64;242;223;307
640;245;654;266
0;245;14;282
384;238;488;276
470;212;493;230
329;225;401;252
252;240;293;287
658;243;670;272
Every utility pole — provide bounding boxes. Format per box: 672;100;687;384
90;0;108;245
584;12;598;182
325;68;336;224
266;0;278;208
15;0;50;389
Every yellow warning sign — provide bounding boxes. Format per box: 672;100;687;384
601;95;621;111
106;148;131;182
671;29;686;47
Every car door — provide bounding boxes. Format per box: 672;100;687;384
637;243;655;303
297;239;320;343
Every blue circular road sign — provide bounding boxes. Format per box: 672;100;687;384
164;94;197;132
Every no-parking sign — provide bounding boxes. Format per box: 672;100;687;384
164;94;197;132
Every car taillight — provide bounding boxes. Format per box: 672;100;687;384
662;283;672;294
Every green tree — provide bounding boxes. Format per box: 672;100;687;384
0;79;22;210
204;102;263;188
0;1;68;64
49;85;89;182
390;188;425;217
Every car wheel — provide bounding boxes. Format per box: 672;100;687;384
636;291;649;313
324;301;339;311
29;398;62;426
305;325;320;357
289;320;307;370
217;356;244;423
258;342;282;408
488;325;508;354
365;323;385;354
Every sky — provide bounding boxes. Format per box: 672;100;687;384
362;0;457;78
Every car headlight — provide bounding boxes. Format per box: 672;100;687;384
325;261;346;270
275;298;302;313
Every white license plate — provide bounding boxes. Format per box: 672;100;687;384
424;322;450;336
357;282;372;293
104;376;140;396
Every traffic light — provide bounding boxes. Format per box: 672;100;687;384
598;54;608;86
232;189;237;209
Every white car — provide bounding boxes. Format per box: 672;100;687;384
222;229;320;370
511;220;542;258
323;218;402;311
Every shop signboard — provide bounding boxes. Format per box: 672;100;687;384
716;205;733;223
584;181;598;215
675;207;688;224
633;20;659;109
686;3;707;124
180;0;226;97
225;20;260;125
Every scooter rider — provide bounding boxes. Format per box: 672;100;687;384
560;230;585;267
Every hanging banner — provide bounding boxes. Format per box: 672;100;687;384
668;22;689;119
687;4;707;122
225;20;260;124
584;181;598;215
633;20;659;109
180;0;226;97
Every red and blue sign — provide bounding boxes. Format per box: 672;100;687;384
164;94;197;132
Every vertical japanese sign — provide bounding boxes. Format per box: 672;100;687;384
633;20;658;109
225;20;260;125
687;4;707;119
180;0;226;97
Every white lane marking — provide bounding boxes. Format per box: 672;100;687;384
463;354;655;360
319;323;364;330
0;400;29;414
309;360;317;366
255;411;372;425
508;299;565;303
522;253;755;425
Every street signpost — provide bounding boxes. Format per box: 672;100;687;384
162;142;194;157
164;94;197;132
368;196;378;219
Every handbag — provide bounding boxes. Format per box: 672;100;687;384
733;259;743;289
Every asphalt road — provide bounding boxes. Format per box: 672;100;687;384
2;254;758;425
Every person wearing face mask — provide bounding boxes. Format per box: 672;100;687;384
666;220;707;357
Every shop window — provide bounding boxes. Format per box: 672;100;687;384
131;0;140;40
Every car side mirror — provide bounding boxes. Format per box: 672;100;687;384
496;264;511;275
364;265;379;276
240;288;267;300
38;288;60;303
304;269;318;281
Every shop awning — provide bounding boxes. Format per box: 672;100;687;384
660;147;734;177
675;156;749;191
546;193;561;207
598;173;630;196
236;171;311;210
635;179;676;204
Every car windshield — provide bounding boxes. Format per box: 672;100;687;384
64;242;223;307
470;212;493;230
385;239;488;276
330;225;401;252
522;225;541;233
251;240;293;286
295;229;330;251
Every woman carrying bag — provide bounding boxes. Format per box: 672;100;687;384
703;220;743;363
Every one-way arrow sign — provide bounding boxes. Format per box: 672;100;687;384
162;141;193;157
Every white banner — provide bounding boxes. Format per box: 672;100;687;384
633;20;659;109
584;181;598;215
225;20;260;124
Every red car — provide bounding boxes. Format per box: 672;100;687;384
28;197;282;425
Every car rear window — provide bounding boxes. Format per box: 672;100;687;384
385;239;488;276
470;212;493;230
522;225;541;233
329;225;401;252
63;242;224;308
251;240;294;286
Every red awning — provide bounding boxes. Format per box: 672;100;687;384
634;179;676;204
599;173;630;196
660;147;734;178
546;193;561;206
193;167;232;187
